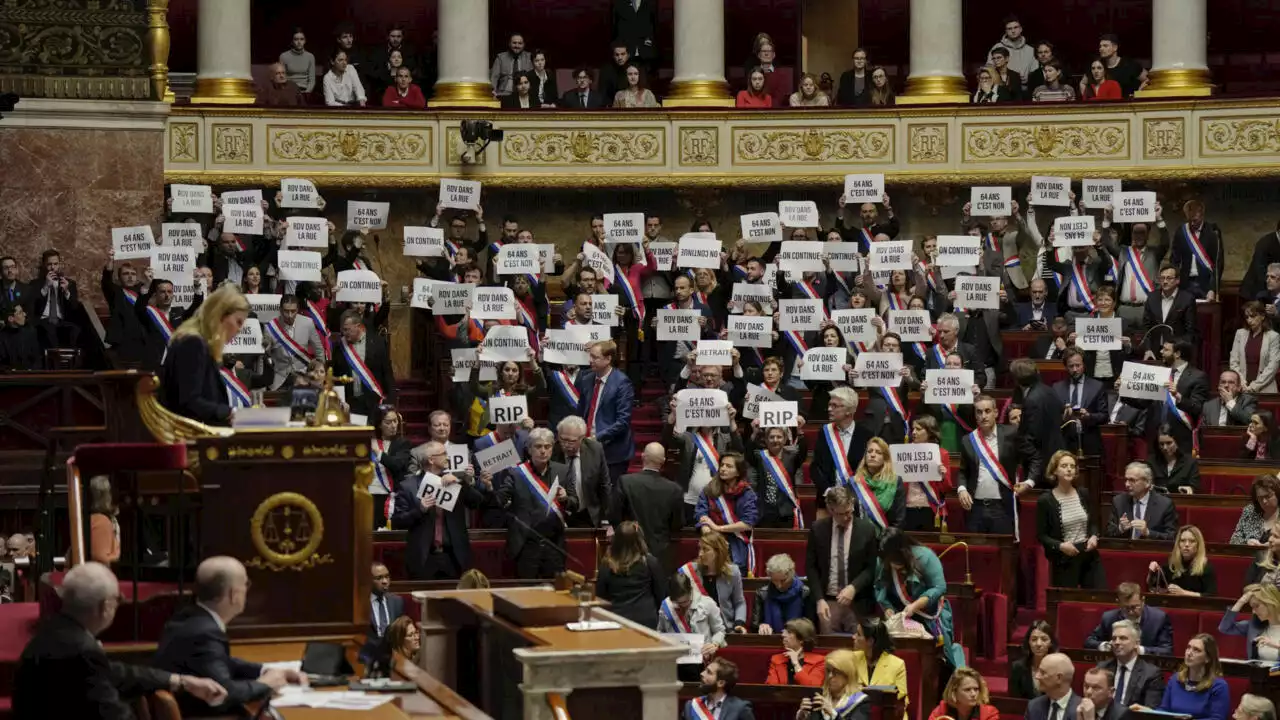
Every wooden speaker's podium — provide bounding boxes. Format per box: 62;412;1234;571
414;587;686;720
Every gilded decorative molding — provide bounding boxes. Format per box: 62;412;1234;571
908;124;948;164
212;124;252;165
500;129;664;166
267;126;432;165
1201;117;1280;157
1144;117;1186;160
963;122;1129;162
733;127;893;164
168;121;198;163
679;127;719;166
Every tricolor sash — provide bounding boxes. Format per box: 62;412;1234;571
711;493;756;576
121;288;138;306
489;238;504;256
677;562;710;597
614;265;646;323
474;430;499;451
920;473;945;513
984;233;999;253
549;370;580;407
910;342;928;360
1124;246;1155;294
219;367;252;408
886;291;906;312
878;386;910;436
858;227;874;253
930;344;948;368
513;462;563;520
793;280;829;319
731;264;749;280
921;261;939;292
353;258;369;272
695;291;708;307
687;697;716;720
890;565;948;645
760;450;803;529
942;404;974;433
833;692;869;718
850;473;890;529
691;431;720;475
1003;255;1021;271
1183;224;1214;273
146;306;174;342
966;430;1011;490
822;424;855;487
660;597;693;633
1166;390;1194;430
265;318;314;365
515;296;540;352
340;340;385;399
782;329;808;356
1069;263;1096;312
444;238;460;258
370;438;393;494
305;301;330;358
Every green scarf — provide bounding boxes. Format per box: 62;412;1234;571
867;474;897;512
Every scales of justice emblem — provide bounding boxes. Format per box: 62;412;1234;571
246;492;335;571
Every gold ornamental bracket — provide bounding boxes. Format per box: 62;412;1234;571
245;491;335;572
137;375;226;444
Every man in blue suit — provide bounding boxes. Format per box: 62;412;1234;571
685;658;754;720
1084;582;1175;655
576;339;635;485
359;562;405;665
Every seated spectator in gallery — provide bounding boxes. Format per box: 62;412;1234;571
1031;60;1076;102
989;47;1023;99
868;67;895;106
0;302;40;371
1148;525;1218;597
279;28;315;94
1081;58;1122;101
612;64;658;108
736;67;772;108
323;49;366;107
382;67;426;109
500;72;539;109
88;476;120;566
972;66;1005;104
1230;474;1280;545
559;67;606;109
259;63;303;106
490;33;532;98
788;72;829;107
527;50;559;107
764;618;824;686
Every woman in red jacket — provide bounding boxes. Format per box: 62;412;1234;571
1082;58;1122;101
736;68;773;108
927;667;1000;720
765;618;825;686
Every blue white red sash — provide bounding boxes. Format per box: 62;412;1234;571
514;462;562;520
833;692;869;718
966;429;1011;490
984;233;999;253
695;291;708;307
353;258;369;272
794;280;829;319
920;472;945;513
931;344;947;368
822;424;855;487
879;386;910;436
910;341;928;360
549;370;580;407
858;227;874;253
515;296;540;352
1183;224;1214;273
678;562;710;597
687;697;715;720
711;493;756;576
146;306;174;342
691;431;720;475
219;367;251;408
305;301;330;358
474;430;499;451
921;261;939;292
1166;390;1194;430
1003;255;1021;271
731;264;748;280
265;318;313;365
942;404;973;433
782;329;808;356
1124;246;1154;294
661;597;693;633
444;238;459;258
340;339;384;399
760;451;803;529
489;238;504;256
614;265;645;323
886;291;906;312
469;317;485;339
1069;263;1096;312
370;438;393;493
891;565;948;645
850;473;890;529
121;288;138;306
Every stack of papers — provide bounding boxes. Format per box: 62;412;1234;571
272;687;394;710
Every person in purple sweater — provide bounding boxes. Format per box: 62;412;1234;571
1132;633;1230;720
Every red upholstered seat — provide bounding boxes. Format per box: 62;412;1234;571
1198;428;1248;459
1182;506;1244;544
1204;472;1256;495
373;540;406;578
39;572;184;643
1198;612;1249;659
72;443;188;472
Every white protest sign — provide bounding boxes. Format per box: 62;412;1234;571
542;329;591;365
1119;361;1172;402
496;244;540;276
778;241;825;272
759;401;800;428
742;383;782;420
451;348;479;381
591;294;619;327
778;299;824;332
280;178;318;209
1054;215;1097;248
890;444;943;483
226;318;264;355
604;213;645;244
276;250;323;282
581;242;614;280
439;178;481;210
222;190;263;235
336;269;382;303
870;240;914;271
853;352;903;387
731;283;774;314
537;244;557;273
1114;192;1156;223
778;201;820;228
728;315;772;348
445;443;470;474
488;395;529;425
673;389;730;431
888;310;933;342
171;283;196;311
161;222;204;252
403;226;445;257
347;201;389;230
432;283;475;314
650;241;677;271
245;293;282;323
475;439;520;474
169;184;213;214
111;226;154;260
1031;176;1072;207
409;279;437;310
418;474;461;512
470;287;516;321
1083;179;1121;209
284;216;328;248
969;187;1012;216
677;233;721;269
824;242;861;273
801;348;847;381
149;246;195;283
1076;317;1122;351
478;324;531;362
936;236;982;268
924;369;975;405
832;309;878;346
657;309;701;342
696;339;734;366
954;276;1001;311
740;212;782;244
570;324;609;345
844;174;884;204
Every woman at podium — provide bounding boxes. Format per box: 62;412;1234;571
160;285;250;426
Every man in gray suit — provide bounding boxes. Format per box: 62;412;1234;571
1201;370;1257;426
553;415;612;528
263;294;326;390
1026;653;1080;720
1098;620;1165;708
1105;461;1179;540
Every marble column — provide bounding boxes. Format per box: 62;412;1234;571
897;0;969;105
665;0;733;107
191;0;254;104
430;0;498;107
1137;0;1212;97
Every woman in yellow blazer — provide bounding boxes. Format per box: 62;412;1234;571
852;617;908;720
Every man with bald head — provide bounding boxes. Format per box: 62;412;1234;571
391;440;490;580
1026;653;1081;720
153;556;306;716
259;62;303;106
616;442;684;574
15;562;226;719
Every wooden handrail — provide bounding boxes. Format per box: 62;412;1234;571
546;692;571;720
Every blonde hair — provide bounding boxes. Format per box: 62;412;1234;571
823;649;863;703
855;437;895;482
172;284;250;362
698;532;734;576
1046;450;1078;486
944;667;991;707
1247;584;1280;619
1169;525;1208;578
457;568;490;589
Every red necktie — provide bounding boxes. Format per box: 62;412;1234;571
586;377;604;435
433;507;444;549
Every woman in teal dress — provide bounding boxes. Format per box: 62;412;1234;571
873;529;966;668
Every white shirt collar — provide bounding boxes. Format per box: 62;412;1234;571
197;602;227;633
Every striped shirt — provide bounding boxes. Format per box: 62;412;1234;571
1033;85;1077;103
1057;491;1089;544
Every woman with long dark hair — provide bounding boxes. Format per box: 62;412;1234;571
1242;410;1278;460
595;521;666;629
873;529;966;667
694;453;760;579
1008;620;1057;698
370;404;413;529
1152;424;1201;494
851;617;907;716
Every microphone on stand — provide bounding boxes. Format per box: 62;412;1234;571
936;541;971;586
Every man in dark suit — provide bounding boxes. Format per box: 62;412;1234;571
685;658;754;720
30;248;82;350
1240;222;1280;302
957;394;1040;534
391;441;489;580
926;313;987;380
1168;200;1225;300
576;339;635;485
0;255;30;312
1141;263;1199;354
136;278;202;370
612;0;657;69
804;487;878;634
859;333;919;445
1149;336;1210;450
1054;348;1109;457
0;301;41;371
202;232;267;288
101;253;149;367
1201;370;1257;426
359;562;405;665
14;562;226;720
1025;654;1081;720
559;67;607;108
1016;278;1054;330
808;387;871;517
1011;358;1064;482
616;443;685;574
1078;667;1121;720
597;42;632;104
498;427;578;579
553;415;612;528
332;309;395;421
153;557;306;716
1030;315;1072;361
1098;619;1165;708
1084;582;1175;655
1105;461;1179;540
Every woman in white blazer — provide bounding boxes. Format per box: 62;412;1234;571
1231;301;1280;393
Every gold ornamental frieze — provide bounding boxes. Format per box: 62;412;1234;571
963;122;1129;162
499;129;664;166
1144;118;1186;160
245;492;334;572
1201;117;1280;157
908;124;949;164
168;122;199;163
267;126;432;165
732;127;894;164
679;127;720;166
212;124;252;164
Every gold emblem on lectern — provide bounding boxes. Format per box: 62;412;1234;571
245;492;335;572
